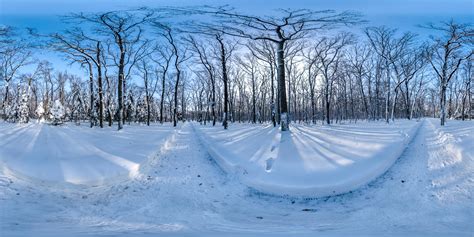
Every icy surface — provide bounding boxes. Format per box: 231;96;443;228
0;119;473;236
194;120;421;196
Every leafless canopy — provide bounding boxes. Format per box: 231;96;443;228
181;6;360;43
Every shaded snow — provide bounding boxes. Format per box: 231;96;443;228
194;120;421;196
0;122;176;184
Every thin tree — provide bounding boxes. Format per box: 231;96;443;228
154;23;189;127
152;46;173;124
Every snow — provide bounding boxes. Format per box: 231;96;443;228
49;100;65;125
194;120;421;196
0;122;176;185
0;119;473;236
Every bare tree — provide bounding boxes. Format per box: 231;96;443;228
313;32;354;124
238;52;259;124
154;23;189;127
0;27;32;120
365;27;414;123
186;35;217;126
248;40;278;126
71;9;154;130
47;26;107;127
152;46;173;124
346;44;371;120
424;20;474;125
397;48;426;120
214;34;236;129
137;56;160;126
460;58;473;120
199;7;363;131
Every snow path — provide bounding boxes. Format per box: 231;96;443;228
0;119;472;236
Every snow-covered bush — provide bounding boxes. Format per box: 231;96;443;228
136;97;147;123
125;92;136;123
36;102;45;123
19;87;29;123
70;83;84;125
50;99;65;125
5;101;18;122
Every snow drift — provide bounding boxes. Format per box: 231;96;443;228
194;120;422;197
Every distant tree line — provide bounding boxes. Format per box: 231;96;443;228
0;7;472;130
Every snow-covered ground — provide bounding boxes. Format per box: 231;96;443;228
194;120;420;196
0;118;473;236
0;122;176;185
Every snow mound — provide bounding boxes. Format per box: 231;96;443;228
0;123;176;185
194;120;422;197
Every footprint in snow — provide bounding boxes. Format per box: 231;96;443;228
271;145;276;152
266;158;274;172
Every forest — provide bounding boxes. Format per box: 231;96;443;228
1;6;472;130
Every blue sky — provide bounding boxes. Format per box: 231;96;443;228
0;0;472;76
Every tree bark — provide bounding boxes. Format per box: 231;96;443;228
87;61;94;128
117;35;125;130
440;83;447;126
96;42;104;128
277;41;289;131
217;35;229;129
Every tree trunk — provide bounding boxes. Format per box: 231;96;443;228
440;83;447;126
252;74;256;124
358;74;369;119
385;62;391;124
391;88;398;121
211;78;216;126
88;62;94;128
117;40;125;130
277;41;289;131
270;63;276;127
218;36;229;129
404;80;411;120
3;84;9;120
160;73;165;124
173;47;180;127
144;70;150;126
325;76;330;125
97;42;104;128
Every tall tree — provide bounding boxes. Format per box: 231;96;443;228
186;35;217;126
200;7;363;131
48;27;107;127
0;27;32;120
424;20;473;126
152;46;173;124
137;56;160;126
365;27;414;123
72;9;153;130
154;23;189;127
313;32;354;124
